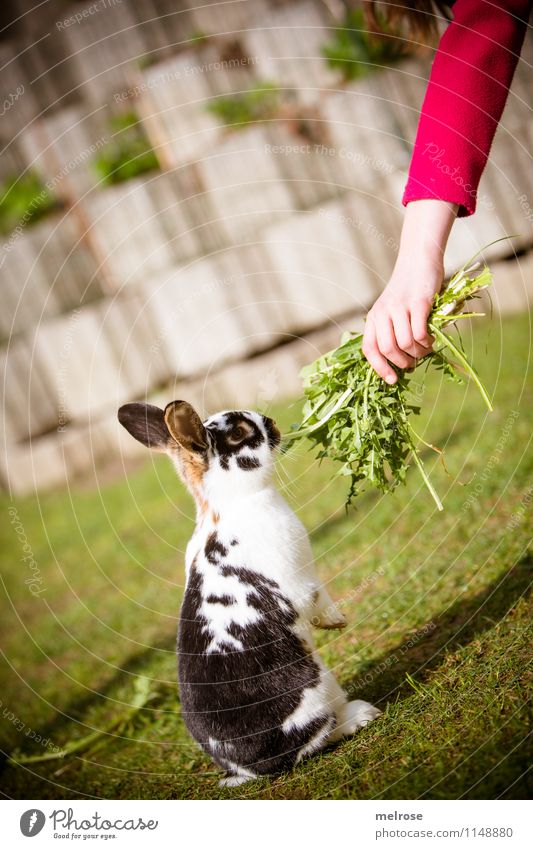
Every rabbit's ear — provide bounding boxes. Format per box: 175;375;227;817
164;400;208;455
118;403;174;451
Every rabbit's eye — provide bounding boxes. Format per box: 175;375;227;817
230;425;246;442
227;423;251;444
226;418;253;445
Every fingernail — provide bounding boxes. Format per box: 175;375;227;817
385;375;396;385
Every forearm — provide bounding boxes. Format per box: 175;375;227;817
362;200;458;383
363;0;531;383
394;200;458;284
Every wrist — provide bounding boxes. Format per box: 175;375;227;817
399;199;458;263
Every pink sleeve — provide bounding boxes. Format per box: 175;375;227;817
403;0;532;217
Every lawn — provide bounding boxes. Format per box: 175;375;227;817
1;311;531;800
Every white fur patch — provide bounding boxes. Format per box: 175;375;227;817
198;561;262;654
282;682;329;733
219;774;254;788
295;715;336;763
219;758;257;781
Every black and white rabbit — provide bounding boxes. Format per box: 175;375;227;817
118;400;381;786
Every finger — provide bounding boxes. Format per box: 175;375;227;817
393;311;432;360
392;311;417;357
375;314;415;370
362;319;398;384
410;299;435;349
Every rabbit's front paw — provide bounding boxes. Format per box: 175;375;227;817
315;610;347;630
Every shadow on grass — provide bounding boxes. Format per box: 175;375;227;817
343;549;531;707
0;631;178;774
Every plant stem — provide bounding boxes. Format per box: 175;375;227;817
410;446;444;511
430;325;493;412
363;364;373;420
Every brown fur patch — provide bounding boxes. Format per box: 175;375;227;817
176;451;208;515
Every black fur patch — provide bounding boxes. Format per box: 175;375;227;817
207;412;265;471
204;532;228;564
205;594;236;606
178;538;330;777
220;564;280;594
262;415;281;449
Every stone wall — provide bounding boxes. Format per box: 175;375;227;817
1;0;532;493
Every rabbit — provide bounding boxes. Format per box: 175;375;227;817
118;400;381;787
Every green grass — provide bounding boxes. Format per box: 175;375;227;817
1;311;531;800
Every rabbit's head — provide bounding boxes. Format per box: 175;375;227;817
118;401;281;513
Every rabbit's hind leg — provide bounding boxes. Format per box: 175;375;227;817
218;758;258;788
219;772;255;788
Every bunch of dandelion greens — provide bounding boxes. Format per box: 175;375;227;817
284;252;496;511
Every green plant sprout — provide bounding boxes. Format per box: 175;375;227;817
322;9;404;81
92;111;160;186
0;171;60;236
206;82;281;129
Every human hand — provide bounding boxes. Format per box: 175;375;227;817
362;199;458;384
362;260;442;383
